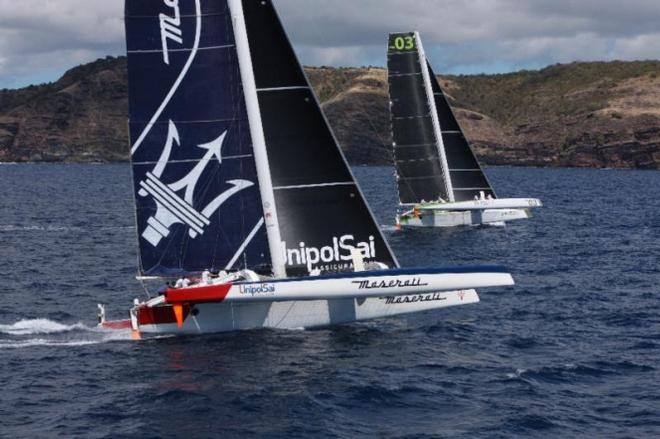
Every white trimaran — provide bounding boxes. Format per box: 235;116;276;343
99;0;514;336
388;32;542;228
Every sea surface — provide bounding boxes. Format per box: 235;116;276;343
0;164;658;438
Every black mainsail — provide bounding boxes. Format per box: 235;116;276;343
387;32;495;204
125;0;397;278
241;0;397;276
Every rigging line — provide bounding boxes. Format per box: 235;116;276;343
225;218;265;270
138;278;152;300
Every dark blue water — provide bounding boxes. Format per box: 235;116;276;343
1;164;659;438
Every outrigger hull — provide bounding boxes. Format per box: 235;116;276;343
398;198;541;228
136;290;480;334
101;267;513;335
399;208;532;228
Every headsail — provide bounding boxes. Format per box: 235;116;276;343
239;0;398;276
388;32;495;204
125;0;270;276
426;62;496;201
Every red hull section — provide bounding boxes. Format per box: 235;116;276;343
164;283;232;304
139;305;192;326
101;320;132;330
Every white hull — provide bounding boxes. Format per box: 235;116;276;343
102;267;512;335
139;289;480;334
398;197;541;228
417;198;542;211
400;208;531;228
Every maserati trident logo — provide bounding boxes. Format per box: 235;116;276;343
160;0;183;65
139;120;254;247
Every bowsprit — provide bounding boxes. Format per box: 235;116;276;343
139;120;254;247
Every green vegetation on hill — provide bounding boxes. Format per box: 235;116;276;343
0;57;658;168
450;61;660;125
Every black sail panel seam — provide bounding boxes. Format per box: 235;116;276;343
127;12;227;18
274;182;355;191
389;72;423;78
128;44;235;54
399;175;444;181
257;86;310;92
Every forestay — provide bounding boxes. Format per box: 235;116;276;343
126;0;270;276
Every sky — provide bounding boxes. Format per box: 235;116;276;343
1;0;660;89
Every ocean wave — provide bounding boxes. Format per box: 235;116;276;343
0;318;136;349
0;339;102;349
506;360;655;382
0;318;179;349
0;319;89;335
0;224;135;233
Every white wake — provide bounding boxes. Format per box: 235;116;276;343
0;319;88;336
0;318;133;349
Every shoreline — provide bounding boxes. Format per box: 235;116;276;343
1;161;658;171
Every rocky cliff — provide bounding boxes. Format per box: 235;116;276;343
1;57;658;169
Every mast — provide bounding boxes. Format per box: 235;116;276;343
415;32;454;202
228;0;287;278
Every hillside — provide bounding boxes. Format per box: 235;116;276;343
1;57;659;168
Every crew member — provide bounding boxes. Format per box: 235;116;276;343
202;270;212;285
